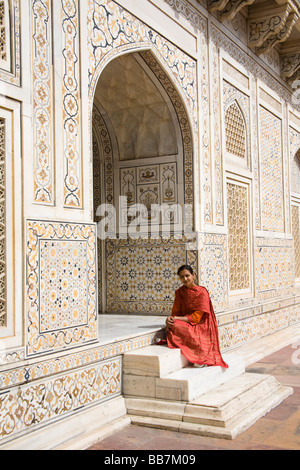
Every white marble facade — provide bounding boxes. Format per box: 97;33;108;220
0;0;300;447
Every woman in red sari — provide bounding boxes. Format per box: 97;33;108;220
166;265;228;368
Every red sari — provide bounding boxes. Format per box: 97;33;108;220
167;285;228;368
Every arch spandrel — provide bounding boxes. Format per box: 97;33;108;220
87;0;198;130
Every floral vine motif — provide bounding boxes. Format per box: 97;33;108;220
249;15;286;48
32;0;53;204
0;358;121;439
62;0;82;207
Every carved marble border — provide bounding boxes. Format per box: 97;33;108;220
0;0;21;86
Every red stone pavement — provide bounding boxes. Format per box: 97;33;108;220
88;343;300;450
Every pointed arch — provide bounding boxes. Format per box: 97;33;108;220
291;147;300;280
89;46;196;226
291;148;300;195
90;49;198;314
225;100;247;161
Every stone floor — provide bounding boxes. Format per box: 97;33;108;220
88;342;300;450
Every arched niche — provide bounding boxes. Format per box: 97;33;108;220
91;49;197;315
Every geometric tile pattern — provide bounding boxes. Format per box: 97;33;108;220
292;205;300;279
106;236;197;315
26;221;97;356
39;239;88;331
198;233;228;312
225;102;247;160
259;106;284;232
227;182;250;292
255;237;294;300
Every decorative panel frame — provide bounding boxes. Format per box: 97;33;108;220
0;0;20;85
87;0;198;126
0;97;22;350
197;233;228;312
32;0;54;205
226;178;253;298
0;0;11;71
258;93;285;233
61;0;82;208
26;220;97;357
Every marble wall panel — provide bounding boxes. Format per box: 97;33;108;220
223;80;251;167
198;233;228;312
0;357;121;442
255;237;294;300
26;221;97;357
219;303;300;350
259;106;284;232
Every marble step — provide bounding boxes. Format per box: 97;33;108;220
184;372;280;426
126;373;283;426
123;345;190;378
126;373;293;440
123;351;245;402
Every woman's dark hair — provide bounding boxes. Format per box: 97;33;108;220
177;265;194;276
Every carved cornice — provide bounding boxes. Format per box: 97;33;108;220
206;0;300;89
248;2;294;48
281;51;300;78
256;11;299;55
208;0;255;21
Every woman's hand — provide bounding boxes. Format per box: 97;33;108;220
165;316;174;331
166;315;190;331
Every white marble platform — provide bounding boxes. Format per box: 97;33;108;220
97;314;165;345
